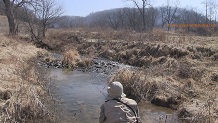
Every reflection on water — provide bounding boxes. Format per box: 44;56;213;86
49;68;178;123
139;102;178;123
49;69;108;123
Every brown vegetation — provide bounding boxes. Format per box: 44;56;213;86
2;23;215;122
0;34;54;122
62;49;81;69
45;28;218;122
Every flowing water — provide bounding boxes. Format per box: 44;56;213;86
48;68;179;123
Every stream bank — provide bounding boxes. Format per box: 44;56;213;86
48;68;179;123
40;53;179;122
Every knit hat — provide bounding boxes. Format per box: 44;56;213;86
107;81;126;98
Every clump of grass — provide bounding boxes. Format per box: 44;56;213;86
62;49;81;69
99;49;116;60
196;46;216;57
211;73;218;82
110;69;180;104
178;96;218;123
110;68;159;102
110;67;188;108
0;58;54;123
77;57;93;68
211;53;218;61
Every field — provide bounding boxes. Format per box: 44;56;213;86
0;14;218;122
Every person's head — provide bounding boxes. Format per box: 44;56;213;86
107;81;126;98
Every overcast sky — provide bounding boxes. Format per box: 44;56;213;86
57;0;208;17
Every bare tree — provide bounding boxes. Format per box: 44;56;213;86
23;0;62;39
125;8;141;31
128;0;148;31
202;0;218;25
88;12;108;28
178;9;196;31
202;0;209;24
160;7;167;28
208;0;217;24
107;10;122;30
116;8;126;29
165;0;179;31
160;0;179;30
145;7;158;31
2;0;28;35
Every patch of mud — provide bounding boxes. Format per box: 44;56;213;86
77;58;131;75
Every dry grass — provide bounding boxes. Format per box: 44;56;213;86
109;67;184;107
42;27;218;122
109;69;158;102
110;67;218;122
77;57;93;68
0;34;54;122
47;27;166;43
62;49;81;69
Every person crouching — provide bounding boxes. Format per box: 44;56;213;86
99;81;141;123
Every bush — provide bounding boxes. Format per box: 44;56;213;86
62;49;81;69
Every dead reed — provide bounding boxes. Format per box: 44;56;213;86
0;34;56;122
62;49;81;69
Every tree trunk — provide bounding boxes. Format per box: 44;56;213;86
142;0;146;31
42;26;46;37
3;0;17;35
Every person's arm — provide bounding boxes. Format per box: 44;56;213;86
99;104;106;123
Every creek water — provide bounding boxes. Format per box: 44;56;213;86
48;68;179;123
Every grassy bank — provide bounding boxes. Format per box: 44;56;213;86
0;34;53;122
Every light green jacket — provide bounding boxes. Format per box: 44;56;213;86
99;97;139;123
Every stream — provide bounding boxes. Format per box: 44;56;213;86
48;68;179;123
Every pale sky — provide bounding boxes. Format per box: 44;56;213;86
57;0;207;17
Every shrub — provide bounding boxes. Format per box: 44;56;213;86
62;49;81;69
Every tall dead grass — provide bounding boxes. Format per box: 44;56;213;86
110;67;218;122
1;59;53;122
47;28;166;42
178;95;218;123
109;68;182;107
62;49;81;69
0;34;55;122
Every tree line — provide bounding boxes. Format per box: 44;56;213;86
1;0;217;39
53;0;217;35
